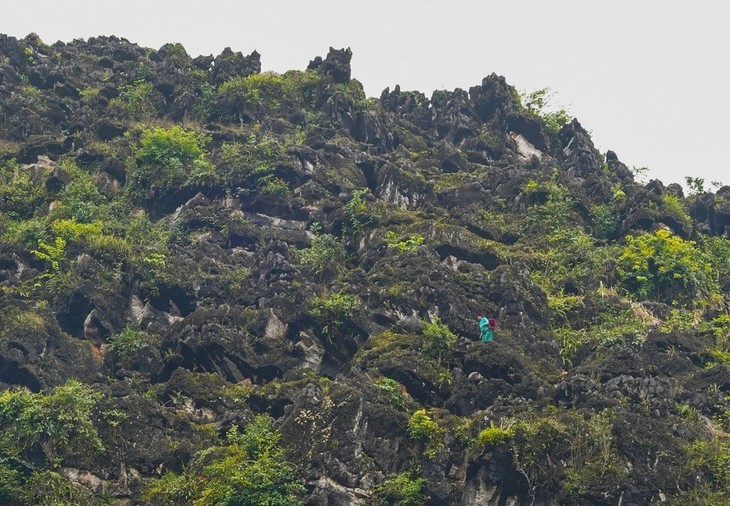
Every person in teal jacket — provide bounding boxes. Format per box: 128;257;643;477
478;316;495;342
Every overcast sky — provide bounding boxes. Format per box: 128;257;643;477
3;0;727;189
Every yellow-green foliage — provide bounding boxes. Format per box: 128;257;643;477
0;380;105;503
421;316;457;355
31;236;66;273
309;290;361;336
143;415;304;506
373;471;427;506
661;194;692;230
129;124;212;202
135;125;208;167
0;159;46;219
407;409;439;443
519;87;571;137
50;218;103;243
108;79;160;119
477;426;513;448
385;230;424;252
296;231;346;277
618;230;718;305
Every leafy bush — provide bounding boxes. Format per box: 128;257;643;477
591;203;621;240
258;175;290;198
373;471;427;506
53;177;106;223
0;159;46;219
108;79;161;119
297;231;346;277
108;326;149;366
477;426;513;448
523;177;575;234
407;409;438;443
0;379;105;504
309;290;362;336
385;231;424;252
135;125;208;167
143;415;304;505
618;229;718;305
421;316;457;363
344;189;371;235
374;377;405;409
31;236;66;273
128;125;211;203
520;87;571;137
660;194;692;231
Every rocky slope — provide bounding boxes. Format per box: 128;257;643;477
0;33;728;505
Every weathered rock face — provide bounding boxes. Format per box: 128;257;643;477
0;32;728;506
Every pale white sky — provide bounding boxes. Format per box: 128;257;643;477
3;1;727;188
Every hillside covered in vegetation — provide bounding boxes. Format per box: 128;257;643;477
0;33;728;505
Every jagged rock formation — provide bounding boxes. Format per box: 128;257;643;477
0;33;728;505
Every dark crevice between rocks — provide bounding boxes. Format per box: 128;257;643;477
157;342;283;386
150;285;196;317
244;200;309;221
434;244;500;271
247;394;293;419
226;230;258;250
0;356;42;392
382;366;440;406
56;292;94;338
440;159;460;174
357;160;378;193
318;328;369;377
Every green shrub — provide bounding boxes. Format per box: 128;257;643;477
660;194;692;231
618;229;719;305
0;159;46;219
520;87;571;138
214;70;320;123
422;316;457;362
129;125;211;203
0;379;104;475
31;236;66;274
385;231;424;252
108;79;161;119
523;177;574;234
143;415;304;506
477;426;512;448
309;290;362;336
185;157;220;187
344;189;371;235
297;231;346;277
374;377;405;409
108;326;149;366
135;125;208;167
591;203;620;240
373;471;427;506
407;409;438;443
56;178;106;223
258;175;290;198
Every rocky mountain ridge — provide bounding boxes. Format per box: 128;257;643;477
0;33;728;505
